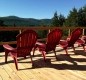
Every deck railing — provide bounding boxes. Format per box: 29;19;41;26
0;26;86;45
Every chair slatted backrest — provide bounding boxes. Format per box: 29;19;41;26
68;28;82;47
46;29;62;51
16;30;37;57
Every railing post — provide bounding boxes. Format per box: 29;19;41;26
19;30;22;34
48;29;51;33
82;29;85;36
68;29;71;36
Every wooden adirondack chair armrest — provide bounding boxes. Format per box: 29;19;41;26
59;40;68;47
36;42;45;45
76;39;85;45
59;40;67;44
3;44;17;52
35;42;46;51
81;36;86;41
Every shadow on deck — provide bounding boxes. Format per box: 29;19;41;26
1;47;86;71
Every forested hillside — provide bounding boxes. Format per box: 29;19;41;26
0;16;51;26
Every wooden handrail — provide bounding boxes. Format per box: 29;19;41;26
0;26;86;45
0;26;86;31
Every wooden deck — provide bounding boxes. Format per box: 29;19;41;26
0;45;86;80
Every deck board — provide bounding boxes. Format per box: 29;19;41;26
0;45;86;80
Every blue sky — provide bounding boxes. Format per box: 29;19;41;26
0;0;86;19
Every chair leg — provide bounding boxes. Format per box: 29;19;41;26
33;48;35;57
82;45;86;52
9;52;18;70
33;45;38;57
72;45;75;52
64;48;69;55
29;53;33;65
41;51;46;62
5;49;9;63
53;50;57;59
13;57;18;70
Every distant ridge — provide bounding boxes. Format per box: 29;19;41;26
0;16;51;26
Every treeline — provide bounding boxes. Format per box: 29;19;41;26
51;5;86;27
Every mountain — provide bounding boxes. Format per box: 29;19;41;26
0;16;51;27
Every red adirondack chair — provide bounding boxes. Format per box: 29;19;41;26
3;29;38;70
59;28;83;55
33;28;63;61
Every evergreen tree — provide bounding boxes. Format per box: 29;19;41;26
64;8;78;27
51;11;59;26
59;14;65;26
78;5;86;26
0;20;4;26
82;5;86;26
78;8;84;26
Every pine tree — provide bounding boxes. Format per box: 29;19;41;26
82;5;86;26
59;14;65;26
78;8;84;26
0;20;4;26
77;5;86;26
64;8;78;27
51;11;59;27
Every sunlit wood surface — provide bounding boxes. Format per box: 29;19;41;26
0;44;86;80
